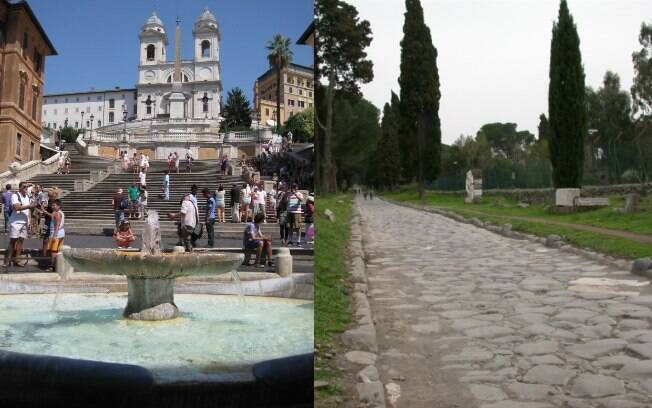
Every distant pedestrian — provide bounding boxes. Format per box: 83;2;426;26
305;195;315;245
186;153;193;173
112;188;127;228
231;184;241;223
215;185;225;223
139;167;147;188
174;152;180;174
203;188;216;247
242;183;252;223
287;184;304;246
4;182;36;268
363;191;367;200
64;153;71;174
168;193;197;252
167;153;174;173
276;185;290;246
122;152;129;171
257;185;267;223
127;183;139;219
163;170;170;201
2;184;13;232
132;153;139;174
57;154;65;174
138;186;148;219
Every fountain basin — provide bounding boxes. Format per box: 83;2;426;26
0;293;314;406
61;248;244;320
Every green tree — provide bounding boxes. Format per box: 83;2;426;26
537;114;551;141
266;34;293;133
371;91;402;188
59;126;81;143
548;0;587;188
399;0;442;199
316;0;373;194
283;107;314;142
585;72;633;183
631;22;652;183
222;87;252;130
477;122;535;162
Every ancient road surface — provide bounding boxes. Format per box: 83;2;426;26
359;198;652;408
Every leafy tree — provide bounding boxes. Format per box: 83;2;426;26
537;114;551;141
477;123;535;162
59;126;81;143
283;107;314;143
585;72;633;183
222;87;252;130
548;0;587;188
631;22;652;183
399;0;441;199
316;0;373;194
266;34;293;133
370;91;402;188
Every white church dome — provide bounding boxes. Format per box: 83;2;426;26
142;11;165;34
194;7;218;32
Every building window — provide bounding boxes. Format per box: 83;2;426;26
289;87;293;94
15;133;21;156
265;108;269;116
288;99;294;106
96;106;100;112
97;120;101;126
299;89;302;96
299;101;305;108
146;44;155;60
109;99;115;108
109;112;114;123
183;74;188;82
309;91;312;98
75;121;78;128
22;32;28;50
76;97;79;102
87;96;90;101
86;120;90;128
97;96;101;101
307;81;312;87
31;92;38;120
33;49;42;72
29;142;34;161
308;103;313;108
202;92;209;113
54;108;57;114
64;108;68;114
54;98;58;103
18;80;26;110
201;40;210;57
65;98;68;103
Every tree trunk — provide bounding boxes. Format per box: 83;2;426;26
417;115;425;200
276;67;282;134
322;74;337;194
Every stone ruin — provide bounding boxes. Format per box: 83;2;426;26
465;169;483;203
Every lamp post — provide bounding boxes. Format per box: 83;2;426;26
122;109;128;143
90;114;94;140
81;111;85;139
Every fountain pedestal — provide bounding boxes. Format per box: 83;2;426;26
124;278;179;320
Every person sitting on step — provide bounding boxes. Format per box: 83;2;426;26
114;220;135;248
244;213;274;268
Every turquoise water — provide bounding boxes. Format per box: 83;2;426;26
0;294;313;382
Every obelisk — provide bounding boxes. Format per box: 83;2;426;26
168;17;187;119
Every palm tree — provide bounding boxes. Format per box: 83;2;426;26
266;34;293;134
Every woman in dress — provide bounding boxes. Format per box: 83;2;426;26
114;220;135;248
215;185;226;223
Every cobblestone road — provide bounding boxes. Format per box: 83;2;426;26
359;198;652;408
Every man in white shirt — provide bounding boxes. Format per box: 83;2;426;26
3;182;36;267
139;168;147;187
168;193;197;252
257;186;267;223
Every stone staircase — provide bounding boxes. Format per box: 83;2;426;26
26;154;289;238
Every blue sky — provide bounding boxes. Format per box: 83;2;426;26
29;0;313;102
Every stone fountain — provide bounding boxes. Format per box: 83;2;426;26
62;210;243;320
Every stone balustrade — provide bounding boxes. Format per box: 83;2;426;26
0;151;63;188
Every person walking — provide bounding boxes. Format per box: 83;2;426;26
163;170;170;201
242;183;252;223
132;153;139;174
203;188;216;247
127;183;139;219
64;153;71;175
43;198;65;271
276;185;290;246
286;184;304;246
305;195;315;245
167;153;174;173
185;152;193;173
230;184;241;223
257;185;267;223
138;186;148;219
122;151;130;171
3;182;36;268
174;152;180;174
139;167;147;188
168;193;197;252
2;184;13;233
112;188;127;228
215;185;225;223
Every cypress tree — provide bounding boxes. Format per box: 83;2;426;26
548;0;587;188
399;0;441;199
374;91;402;188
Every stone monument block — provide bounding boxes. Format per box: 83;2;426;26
465;169;483;203
555;188;580;207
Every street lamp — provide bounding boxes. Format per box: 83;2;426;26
122;109;128;143
81;111;85;138
90;114;94;140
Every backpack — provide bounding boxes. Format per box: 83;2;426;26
120;195;129;210
5;192;18;217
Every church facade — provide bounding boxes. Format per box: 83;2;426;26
136;9;221;121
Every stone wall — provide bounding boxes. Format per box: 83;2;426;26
432;182;652;204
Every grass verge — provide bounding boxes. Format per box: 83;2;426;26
315;193;354;401
385;188;652;259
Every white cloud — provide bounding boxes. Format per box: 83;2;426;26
346;0;649;144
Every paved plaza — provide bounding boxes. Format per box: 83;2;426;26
358;198;652;407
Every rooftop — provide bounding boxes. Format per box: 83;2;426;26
257;63;314;81
6;0;57;55
44;87;137;98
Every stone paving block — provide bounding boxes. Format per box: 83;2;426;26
570;374;625;398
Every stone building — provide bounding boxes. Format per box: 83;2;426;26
42;87;137;131
253;63;313;126
136;9;221;121
0;0;56;172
